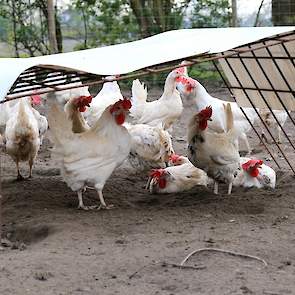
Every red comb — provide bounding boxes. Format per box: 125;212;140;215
199;106;213;119
75;95;93;112
175;76;185;83
149;169;167;189
30;93;42;106
122;98;132;110
149;169;165;178
182;77;197;87
169;154;181;163
174;66;185;75
110;98;132;114
242;159;263;171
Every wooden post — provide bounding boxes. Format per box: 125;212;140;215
47;0;58;53
231;0;238;27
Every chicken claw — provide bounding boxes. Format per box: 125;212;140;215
17;173;25;181
78;204;100;211
98;204;115;210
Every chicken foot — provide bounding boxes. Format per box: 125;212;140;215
77;190;99;210
77;189;114;210
97;190;114;210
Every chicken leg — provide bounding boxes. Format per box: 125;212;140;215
77;190;99;210
227;182;233;195
213;181;218;194
97;190;114;210
16;161;24;181
28;158;33;179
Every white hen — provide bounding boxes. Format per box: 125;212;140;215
187;104;240;195
259;109;290;144
130;68;184;130
4;98;41;180
234;157;276;189
48;98;132;210
125;122;174;170
147;162;208;194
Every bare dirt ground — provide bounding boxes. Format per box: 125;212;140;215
1;87;295;295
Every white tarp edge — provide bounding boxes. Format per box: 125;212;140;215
1;26;295;101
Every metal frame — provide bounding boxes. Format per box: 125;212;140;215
1;30;295;174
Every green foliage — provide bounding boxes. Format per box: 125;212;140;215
72;0;139;48
190;0;231;28
0;0;50;56
189;62;222;85
0;16;10;41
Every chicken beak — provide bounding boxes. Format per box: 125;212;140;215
208;118;213;121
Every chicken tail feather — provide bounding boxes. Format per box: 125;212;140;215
224;103;234;132
130;79;147;119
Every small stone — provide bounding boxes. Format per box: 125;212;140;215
34;271;53;281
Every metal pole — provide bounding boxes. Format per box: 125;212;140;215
236;54;295;173
248;44;295;151
212;60;281;169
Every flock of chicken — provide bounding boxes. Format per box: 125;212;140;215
0;62;284;210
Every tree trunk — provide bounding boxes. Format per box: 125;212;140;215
47;0;58;53
129;0;151;38
12;0;19;57
152;0;166;31
55;11;63;53
272;0;295;25
82;6;88;48
231;0;238;27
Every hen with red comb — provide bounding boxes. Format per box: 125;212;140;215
147;159;209;194
129;68;183;130
48;97;131;210
187;103;240;195
234;157;276;189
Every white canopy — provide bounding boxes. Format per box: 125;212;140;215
1;26;295;102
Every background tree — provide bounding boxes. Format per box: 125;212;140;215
129;0;191;38
47;0;58;53
0;0;51;56
231;0;238;26
272;0;295;25
189;0;231;28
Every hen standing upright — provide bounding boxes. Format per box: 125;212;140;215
4;97;42;180
48;98;132;210
130;68;184;130
187;104;240;195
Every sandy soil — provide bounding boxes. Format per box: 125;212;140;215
1;88;295;295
